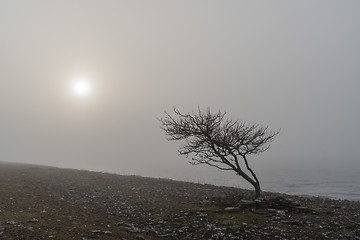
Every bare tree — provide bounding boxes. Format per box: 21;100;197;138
159;107;279;199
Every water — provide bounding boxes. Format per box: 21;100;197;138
260;168;360;201
197;165;360;201
155;163;360;201
65;159;360;201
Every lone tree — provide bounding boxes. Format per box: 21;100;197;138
160;108;279;199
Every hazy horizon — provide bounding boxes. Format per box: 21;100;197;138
1;1;360;194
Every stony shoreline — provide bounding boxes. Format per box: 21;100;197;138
0;162;359;239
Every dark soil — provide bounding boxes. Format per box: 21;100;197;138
0;162;359;239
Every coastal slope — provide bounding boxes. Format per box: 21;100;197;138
0;163;359;239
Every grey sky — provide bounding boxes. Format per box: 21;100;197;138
1;0;359;182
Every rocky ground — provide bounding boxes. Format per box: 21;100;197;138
0;163;359;240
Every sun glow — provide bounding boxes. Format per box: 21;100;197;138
71;76;92;97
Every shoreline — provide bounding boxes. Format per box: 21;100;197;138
2;161;358;202
0;162;359;239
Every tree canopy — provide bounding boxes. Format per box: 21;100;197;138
160;107;279;198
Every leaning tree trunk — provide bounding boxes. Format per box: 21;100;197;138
236;169;261;199
242;156;261;199
253;181;261;199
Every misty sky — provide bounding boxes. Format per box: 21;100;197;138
1;1;360;184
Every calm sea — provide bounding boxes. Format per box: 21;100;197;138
191;165;360;201
85;161;360;201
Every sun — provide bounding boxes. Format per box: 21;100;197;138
71;76;92;97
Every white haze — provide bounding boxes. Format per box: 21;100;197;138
1;1;359;192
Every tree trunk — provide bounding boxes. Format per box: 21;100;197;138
253;181;261;199
236;169;261;199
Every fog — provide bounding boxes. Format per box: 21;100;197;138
1;1;360;188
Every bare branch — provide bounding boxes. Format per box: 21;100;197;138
159;107;279;199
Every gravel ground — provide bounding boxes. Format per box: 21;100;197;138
0;162;359;240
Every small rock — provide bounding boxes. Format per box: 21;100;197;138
276;210;286;216
267;208;277;213
118;226;130;231
91;230;101;234
136;235;145;240
197;212;208;217
225;207;239;212
241;200;256;206
228;224;241;232
29;218;39;223
127;227;140;233
48;235;55;239
104;231;112;235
